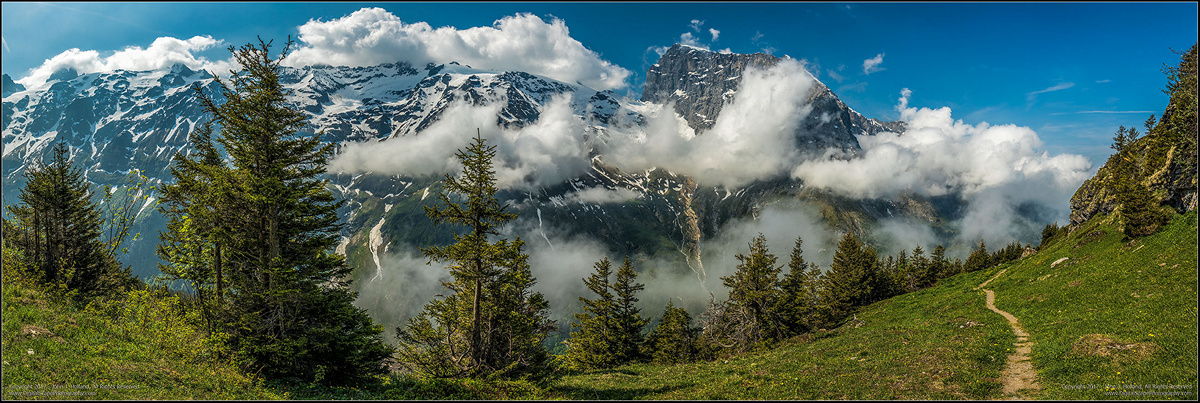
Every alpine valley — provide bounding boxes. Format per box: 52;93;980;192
7;44;1014;314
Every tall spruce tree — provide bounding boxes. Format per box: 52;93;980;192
157;121;229;329
158;37;392;384
611;257;647;364
1107;125;1169;237
929;244;950;282
6;142;135;298
396;131;553;378
963;239;991;272
720;233;784;343
566;257;618;369
823;232;878;320
775;236;818;336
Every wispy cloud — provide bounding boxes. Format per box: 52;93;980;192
750;31;775;55
690;19;705;31
1025;82;1075;102
826;64;845;83
709;28;720;41
679;32;705;48
1095;79;1111;83
862;53;885;75
2;37;9;53
837;82;868;93
1050;110;1155;115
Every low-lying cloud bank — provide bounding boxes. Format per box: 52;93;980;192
327;94;591;190
605;58;817;189
792;88;1092;247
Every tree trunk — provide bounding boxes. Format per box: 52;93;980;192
215;243;223;302
472;275;482;372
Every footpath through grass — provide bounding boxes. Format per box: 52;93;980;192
547;265;1014;400
984;212;1198;400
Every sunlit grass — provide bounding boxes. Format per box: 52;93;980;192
1;283;283;400
985;211;1197;400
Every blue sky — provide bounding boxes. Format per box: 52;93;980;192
2;2;1196;168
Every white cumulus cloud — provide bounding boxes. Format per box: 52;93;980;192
286;8;630;90
709;28;720;41
16;35;233;90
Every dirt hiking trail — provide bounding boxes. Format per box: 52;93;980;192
976;268;1042;399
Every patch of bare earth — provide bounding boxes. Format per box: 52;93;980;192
976;270;1041;399
1071;334;1157;362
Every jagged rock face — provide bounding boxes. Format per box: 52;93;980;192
1069;134;1197;228
642;44;904;155
2;74;25;98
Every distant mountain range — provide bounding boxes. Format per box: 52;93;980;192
4;43;968;286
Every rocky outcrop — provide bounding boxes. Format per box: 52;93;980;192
2;74;25;97
1068;45;1197;228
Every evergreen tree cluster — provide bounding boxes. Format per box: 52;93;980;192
564;257;647;369
4;142;139;299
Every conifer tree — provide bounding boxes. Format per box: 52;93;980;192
929;244;950;281
823;232;878;320
157;121;228;328
611;257;647;364
566;257;618;369
6;142;135;299
907;245;930;292
479;238;555;378
720;233;784;342
160;37;392;384
396;131;553;378
800;259;829;331
1107;124;1170;237
642;300;700;364
775;236;818;336
961;239;990;272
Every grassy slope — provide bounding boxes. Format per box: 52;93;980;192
3;212;1193;400
1;283;283;400
547;259;1013;400
986;211;1197;400
545;211;1197;400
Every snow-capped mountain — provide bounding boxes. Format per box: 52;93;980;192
3;44;952;283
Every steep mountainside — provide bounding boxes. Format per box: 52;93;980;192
3;45;955;288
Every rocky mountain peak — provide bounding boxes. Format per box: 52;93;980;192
643;43;904;155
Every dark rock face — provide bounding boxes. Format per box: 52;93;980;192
2;74;25;97
642;44;904;155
